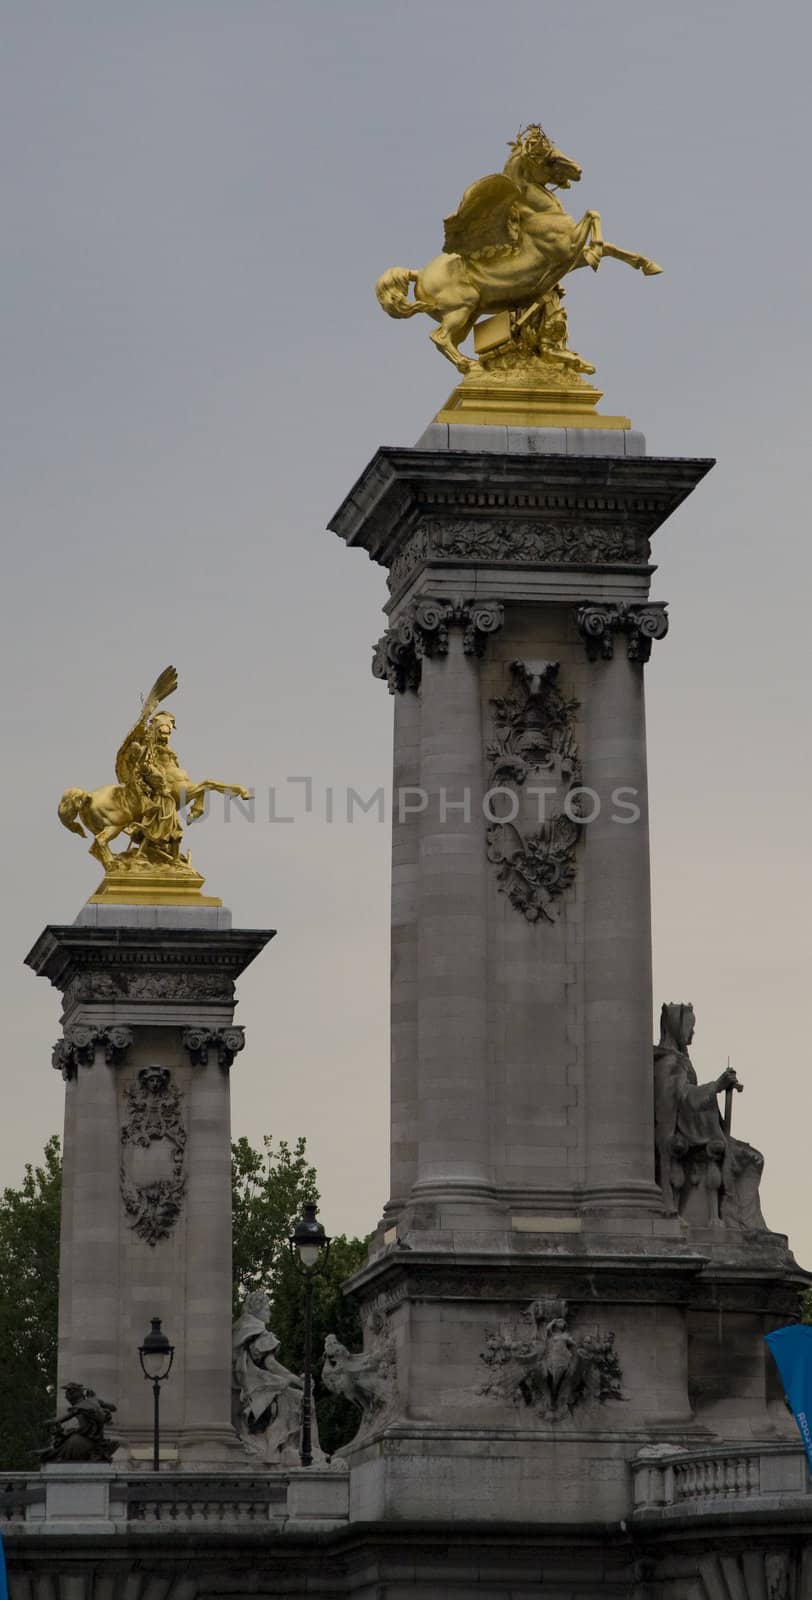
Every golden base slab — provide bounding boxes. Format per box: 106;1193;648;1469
88;861;222;908
436;363;630;430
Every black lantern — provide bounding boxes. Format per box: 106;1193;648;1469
288;1203;330;1466
138;1317;174;1472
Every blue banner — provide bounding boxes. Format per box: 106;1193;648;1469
765;1324;812;1471
0;1528;8;1600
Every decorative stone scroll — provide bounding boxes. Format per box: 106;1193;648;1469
479;1297;622;1420
485;660;582;923
181;1025;245;1068
52;1024;133;1080
576;600;669;663
120;1067;186;1245
372;596;503;693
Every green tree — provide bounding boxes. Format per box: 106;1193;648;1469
0;1136;61;1469
800;1289;812;1324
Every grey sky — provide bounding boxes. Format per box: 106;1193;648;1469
1;1;810;1255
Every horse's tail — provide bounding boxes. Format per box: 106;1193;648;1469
375;267;431;319
58;788;89;838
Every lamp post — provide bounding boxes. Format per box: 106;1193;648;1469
138;1317;174;1472
288;1202;330;1467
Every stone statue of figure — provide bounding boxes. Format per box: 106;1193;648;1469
654;1003;767;1231
38;1383;117;1463
321;1333;394;1425
58;664;250;882
232;1289;323;1466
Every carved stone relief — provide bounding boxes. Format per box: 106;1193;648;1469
479;1297;622;1420
576;601;668;663
52;1025;133;1080
120;1067;186;1245
485;660;582;922
62;970;234;1008
387;519;651;594
372;596;504;693
181;1026;245;1068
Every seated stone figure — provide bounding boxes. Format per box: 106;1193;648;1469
653;1002;766;1230
38;1383;117;1463
232;1289;323;1466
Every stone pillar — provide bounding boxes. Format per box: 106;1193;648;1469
414;630;491;1200
26;910;272;1467
578;604;668;1212
388;686;421;1216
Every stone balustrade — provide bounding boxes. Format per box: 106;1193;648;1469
0;1469;349;1532
631;1442;809;1517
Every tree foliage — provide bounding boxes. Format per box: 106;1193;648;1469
800;1288;812;1324
0;1136;61;1469
0;1133;368;1467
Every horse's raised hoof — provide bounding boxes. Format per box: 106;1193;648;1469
642;260;663;275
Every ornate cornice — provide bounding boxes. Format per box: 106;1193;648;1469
372;597;504;693
26;926;274;997
52;1024;133;1080
328;448;714;572
181;1026;245;1068
576;601;669;663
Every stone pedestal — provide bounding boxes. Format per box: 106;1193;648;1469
26;905;273;1468
327;427;807;1531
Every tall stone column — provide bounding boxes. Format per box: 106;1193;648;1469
27;911;272;1467
577;602;668;1212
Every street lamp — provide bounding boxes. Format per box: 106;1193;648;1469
138;1317;174;1472
288;1202;330;1467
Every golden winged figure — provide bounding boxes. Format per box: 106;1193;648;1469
58;666;250;904
376;123;661;383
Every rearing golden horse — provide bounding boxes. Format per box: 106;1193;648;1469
376;124;661;375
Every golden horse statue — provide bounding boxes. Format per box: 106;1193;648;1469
59;666;250;878
376;123;661;377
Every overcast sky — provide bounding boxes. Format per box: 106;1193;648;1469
1;0;810;1258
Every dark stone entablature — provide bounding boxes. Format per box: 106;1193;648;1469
328;448;715;598
25;925;274;1014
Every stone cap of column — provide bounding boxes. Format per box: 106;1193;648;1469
328;447;715;579
25;923;274;1002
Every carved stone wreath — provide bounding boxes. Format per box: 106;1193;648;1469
479;1297;623;1420
485;660;583;923
120;1067;186;1245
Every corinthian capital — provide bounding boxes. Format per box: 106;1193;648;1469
576;602;668;663
181;1025;245;1069
52;1024;134;1080
372;597;504;692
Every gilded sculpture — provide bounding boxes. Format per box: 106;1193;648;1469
58;665;250;905
375;123;660;426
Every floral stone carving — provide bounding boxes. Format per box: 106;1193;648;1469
485;660;582;922
120;1066;186;1245
479;1297;622;1420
